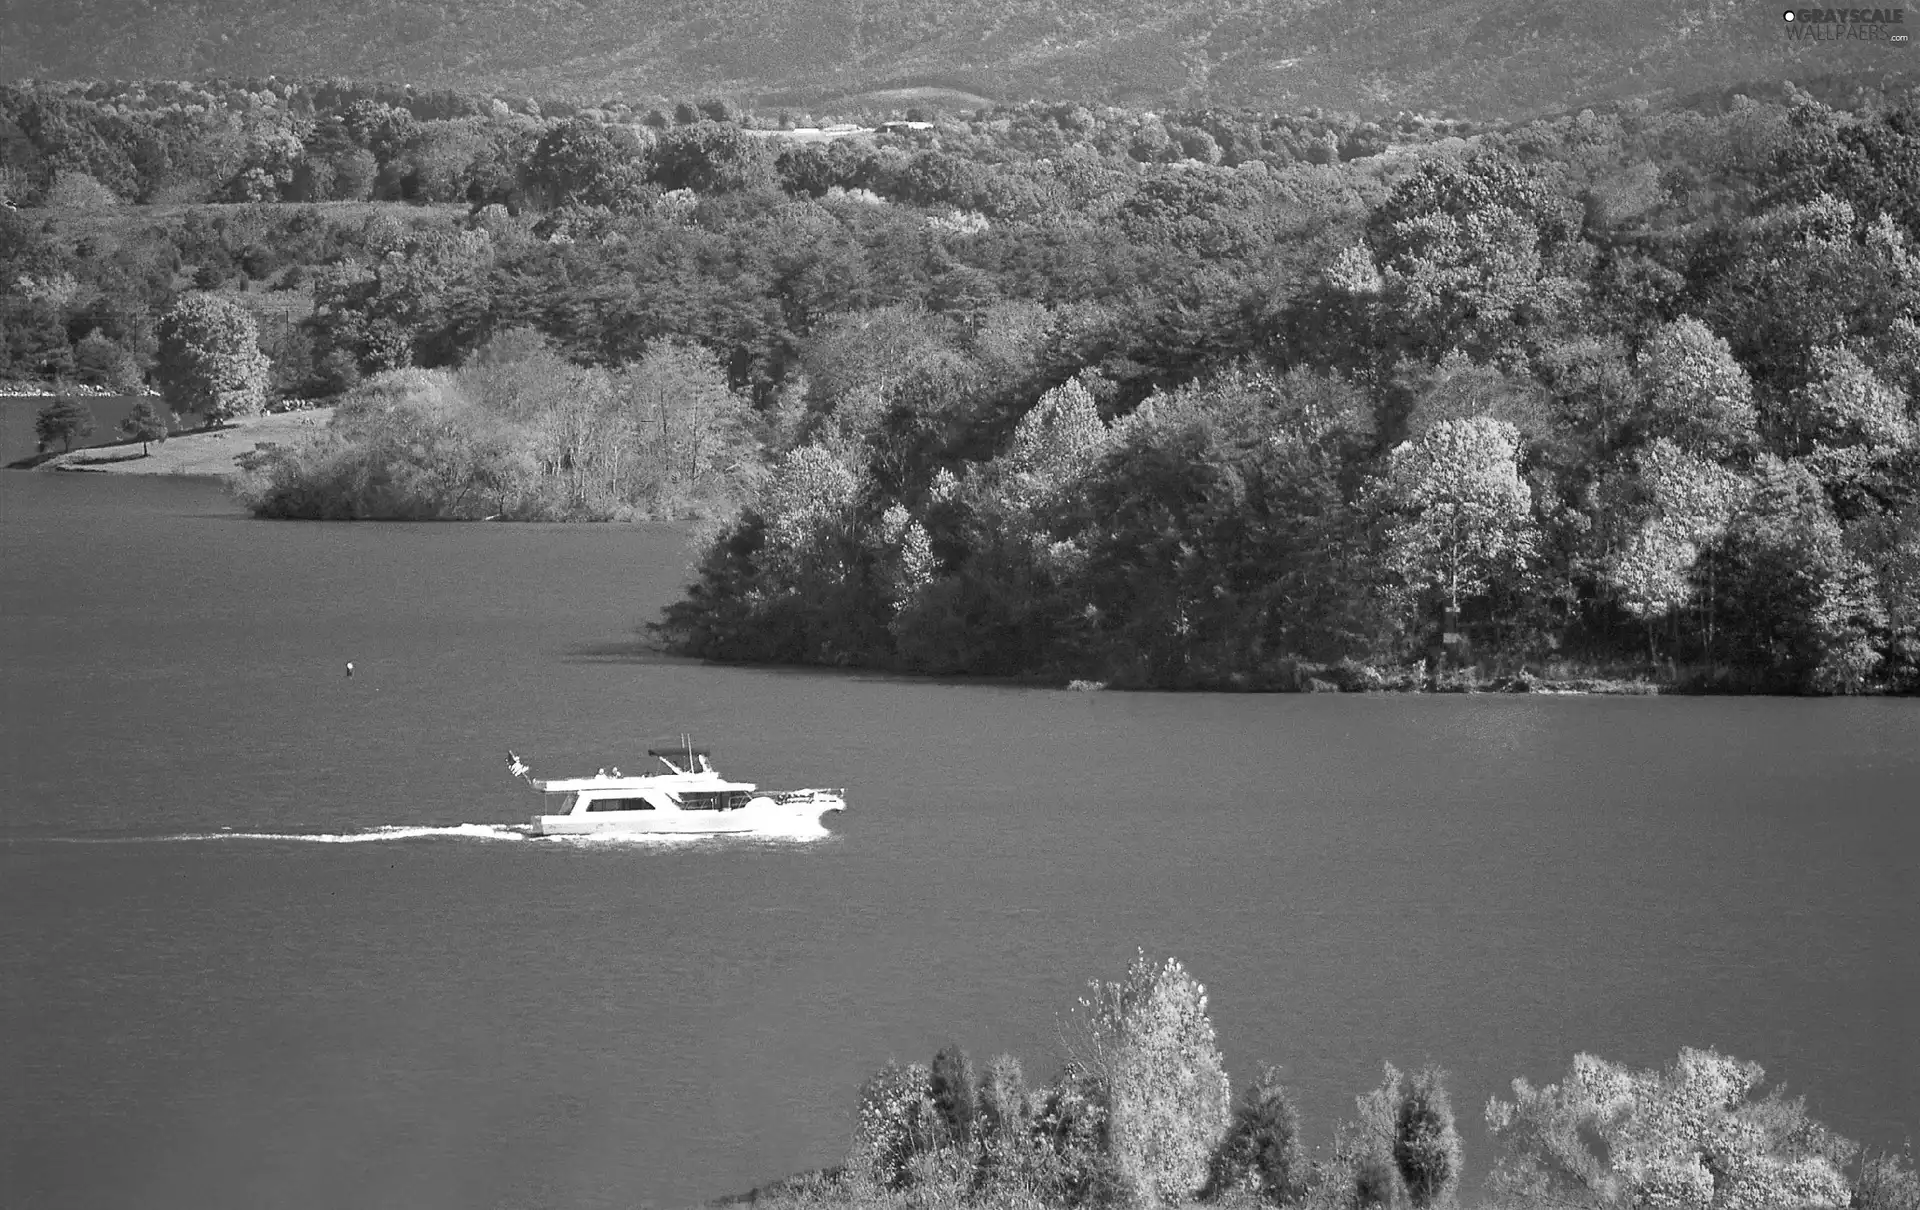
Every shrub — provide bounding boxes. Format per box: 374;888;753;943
1854;1145;1920;1210
849;1061;942;1192
234;370;538;519
44;171;119;210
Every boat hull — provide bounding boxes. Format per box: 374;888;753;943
532;797;844;837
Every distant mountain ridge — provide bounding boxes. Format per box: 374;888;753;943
3;0;1916;118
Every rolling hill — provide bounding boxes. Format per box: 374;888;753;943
2;0;1916;119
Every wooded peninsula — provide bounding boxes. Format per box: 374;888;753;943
3;76;1917;693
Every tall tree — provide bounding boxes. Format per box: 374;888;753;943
155;293;270;427
1378;415;1539;624
1068;951;1231;1206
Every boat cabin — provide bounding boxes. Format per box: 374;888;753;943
538;773;761;817
571;787;757;813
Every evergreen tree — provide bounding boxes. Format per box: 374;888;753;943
117;398;170;455
929;1043;978;1146
34;396;95;453
1209;1063;1304;1205
1392;1066;1463;1209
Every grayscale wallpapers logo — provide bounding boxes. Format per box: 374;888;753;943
1782;7;1911;44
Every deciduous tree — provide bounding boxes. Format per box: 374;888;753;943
1635;317;1758;459
1379;415;1539;622
1486;1048;1855;1210
155;292;270;427
1068;951;1231;1206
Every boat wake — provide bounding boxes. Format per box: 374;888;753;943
22;820;834;846
26;824;534;844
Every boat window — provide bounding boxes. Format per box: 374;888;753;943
585;797;653;812
678;791;724;811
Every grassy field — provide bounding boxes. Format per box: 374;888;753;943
0;395;181;467
35;409;334;479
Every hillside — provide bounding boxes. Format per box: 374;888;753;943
3;0;1916;119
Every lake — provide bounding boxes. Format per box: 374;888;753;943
1;472;1914;1210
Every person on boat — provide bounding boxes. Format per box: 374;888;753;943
611;767;622;778
597;768;608;778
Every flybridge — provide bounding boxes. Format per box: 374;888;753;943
648;739;712;774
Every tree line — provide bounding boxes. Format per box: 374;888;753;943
649;85;1920;694
4;75;1917;689
771;950;1917;1210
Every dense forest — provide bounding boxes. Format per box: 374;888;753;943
770;950;1919;1210
3;75;1918;691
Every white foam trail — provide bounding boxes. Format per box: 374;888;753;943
22;820;835;846
30;824;533;844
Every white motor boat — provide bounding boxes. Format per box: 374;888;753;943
507;740;846;837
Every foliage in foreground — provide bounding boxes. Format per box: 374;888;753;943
750;951;1917;1210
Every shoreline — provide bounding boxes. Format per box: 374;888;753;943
673;653;1919;697
15;436;1911;698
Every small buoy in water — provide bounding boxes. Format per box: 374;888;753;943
345;661;355;677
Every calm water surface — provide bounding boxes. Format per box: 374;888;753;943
2;473;1915;1210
